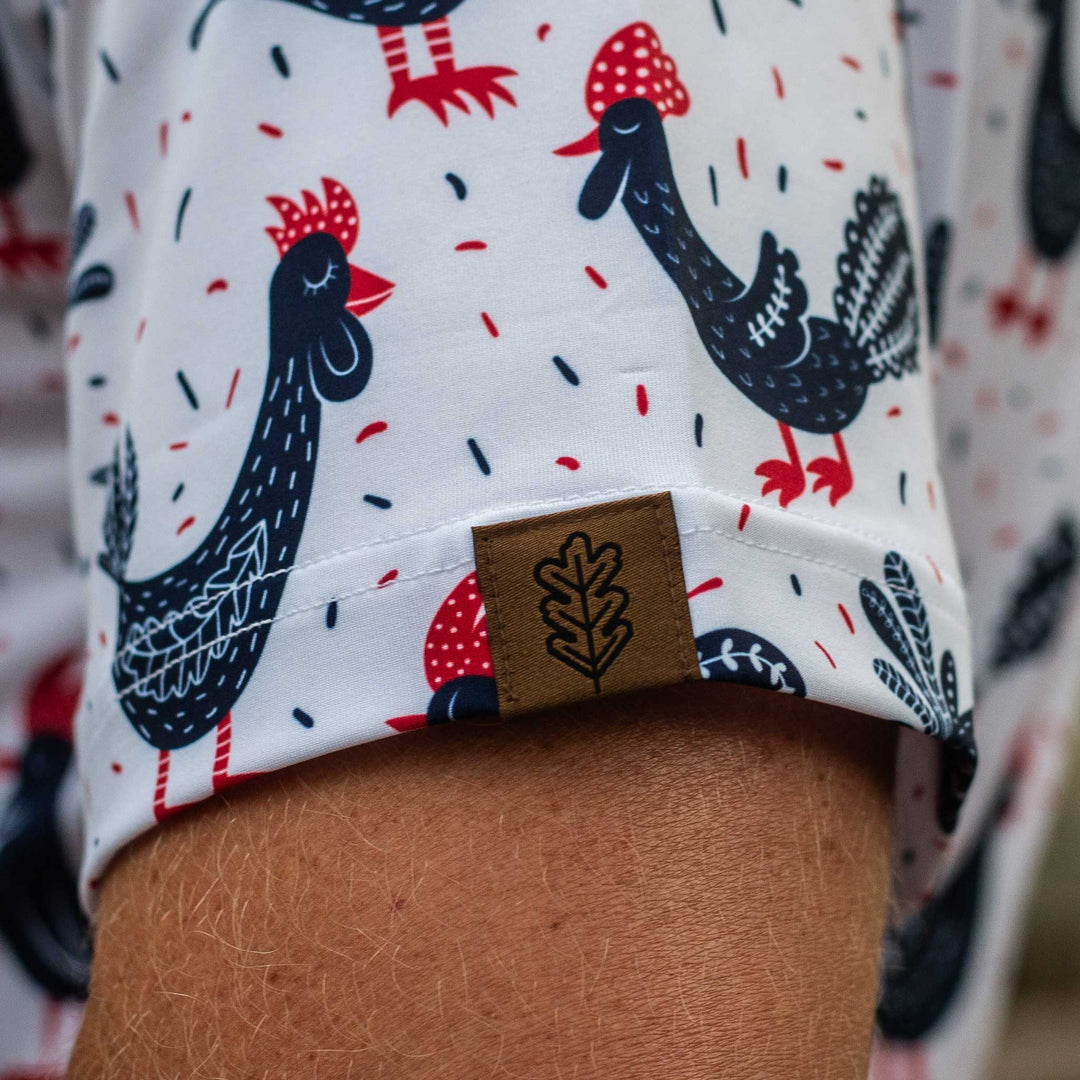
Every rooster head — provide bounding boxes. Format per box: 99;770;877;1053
555;23;689;157
266;177;394;317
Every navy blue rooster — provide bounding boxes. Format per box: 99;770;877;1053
0;35;64;277
190;0;515;125
989;0;1080;346
576;97;919;507
99;178;393;821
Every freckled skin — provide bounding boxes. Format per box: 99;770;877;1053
72;683;895;1080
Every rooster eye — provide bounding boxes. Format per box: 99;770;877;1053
302;259;338;296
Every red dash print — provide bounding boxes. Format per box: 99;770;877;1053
814;641;837;669
356;420;389;444
124;191;140;230
1003;36;1026;67
181;110;192;123
823;159;845;172
736;137;749;179
886;405;902;417
926;554;944;583
135;318;147;342
974;203;997;228
537;22;551;41
176;515;196;536
975;385;999;413
556;456;580;471
481;312;499;337
159;121;169;156
942;340;967;368
927;70;958;88
687;577;723;600
102;411;120;427
206;278;229;294
169;441;189;451
386;714;427;732
840;55;862;71
771;66;785;99
37;370;64;394
258;122;284;138
455;240;487;251
636;383;649;416
225;367;241;409
97;630;107;647
111;762;123;774
737;503;751;531
927;481;937;510
1036;410;1061;436
585;265;608;289
65;333;81;355
377;569;399;588
992;526;1019;551
838;603;855;634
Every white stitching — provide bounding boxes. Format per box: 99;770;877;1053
95;511;968;706
106;478;965;665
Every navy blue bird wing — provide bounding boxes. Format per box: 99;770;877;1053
115;520;269;705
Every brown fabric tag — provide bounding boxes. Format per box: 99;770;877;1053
472;492;700;717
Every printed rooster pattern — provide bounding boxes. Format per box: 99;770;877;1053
1;0;1080;1077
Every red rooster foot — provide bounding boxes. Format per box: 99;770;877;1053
756;457;806;508
807;452;854;506
387;65;516;125
0;234;66;278
988;288;1024;331
1024;305;1055;348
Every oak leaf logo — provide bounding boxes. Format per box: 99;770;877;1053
533;531;633;694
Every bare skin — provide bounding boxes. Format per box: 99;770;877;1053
70;682;895;1079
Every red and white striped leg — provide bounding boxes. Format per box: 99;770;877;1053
377;19;516;124
152;713;261;823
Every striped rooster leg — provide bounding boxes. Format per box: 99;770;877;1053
989;249;1035;331
210;712;261;793
152;714;261;822
152;749;188;823
0;194;65;279
378;19;515;125
1024;262;1069;347
807;432;854;506
755;422;807;508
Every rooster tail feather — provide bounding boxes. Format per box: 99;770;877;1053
100;428;138;583
832;176;919;381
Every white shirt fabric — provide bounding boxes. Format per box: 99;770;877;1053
0;1;1075;1076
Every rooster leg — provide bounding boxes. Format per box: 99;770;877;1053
0;194;65;279
378;19;515;125
1024;261;1068;348
210;712;262;793
755;422;807;507
807;433;854;506
152;713;260;822
152;749;187;823
988;249;1035;331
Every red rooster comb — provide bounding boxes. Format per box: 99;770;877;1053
266;177;359;257
555;23;690;156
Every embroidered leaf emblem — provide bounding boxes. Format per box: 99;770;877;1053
533;531;633;694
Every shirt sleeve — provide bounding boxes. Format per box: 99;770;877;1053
51;1;973;917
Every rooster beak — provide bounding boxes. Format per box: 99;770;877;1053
554;128;602;157
346;264;395;317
